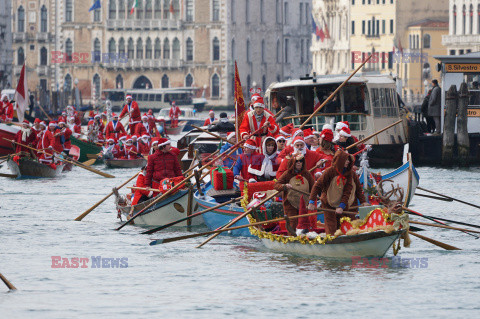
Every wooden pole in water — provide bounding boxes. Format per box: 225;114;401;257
442;85;457;166
457;82;470;166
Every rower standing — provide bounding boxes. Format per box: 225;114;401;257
239;99;279;151
105;113;127;142
168;101;181;128
120;95;141;133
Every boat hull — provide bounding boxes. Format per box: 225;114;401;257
62;145;81;172
105;158;147;168
165;121;187;135
70;136;102;162
7;158;65;178
259;230;404;258
0;123;19;156
118;189;203;227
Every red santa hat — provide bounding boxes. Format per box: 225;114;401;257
151;137;159;145
131;134;138;140
40;121;47;127
22;120;30;125
320;129;334;142
112;113;118;118
209;109;214;115
292;136;306;147
61;111;67;115
322;123;334;131
107;138;115;143
251;93;261;103
141;134;149;139
34;118;41;124
49;121;57;127
126;135;133;142
339;127;351;137
303;128;315;140
119;135;127;141
94;114;101;119
244;139;257;150
88;120;94;126
335;121;349;131
227;132;236;140
280;123;294;137
102;111;107;116
142;113;148;120
58;120;66;125
126;95;132;100
275;134;286;142
67;105;74;110
253;101;265;108
292;128;304;139
171;101;176;106
148;109;153;115
158;138;171;147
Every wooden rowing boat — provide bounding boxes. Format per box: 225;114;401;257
7;157;65;179
115;189;203;227
70;136;102;162
104;157;147;169
0;123;19;156
165;121;187;135
62;145;81;172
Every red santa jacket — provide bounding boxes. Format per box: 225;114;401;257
276;149;323;179
138;141;150;155
122;145;139;159
14;128;36;153
39;129;55;152
239;110;279;149
120;101;141;124
145;150;183;187
1;101;14;121
203;117;216;126
169;105;181;119
105;120;127;141
131;171;152;205
135;122;154;137
51;129;65;153
57;127;73;150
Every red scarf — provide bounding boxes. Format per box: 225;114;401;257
336;168;346;186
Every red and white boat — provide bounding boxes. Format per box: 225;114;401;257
0;123;20;156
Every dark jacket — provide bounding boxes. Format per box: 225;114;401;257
145;149;183;187
209;120;235;133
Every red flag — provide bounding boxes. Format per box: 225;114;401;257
317;27;325;42
14;63;28;122
323;18;330;39
234;61;246;140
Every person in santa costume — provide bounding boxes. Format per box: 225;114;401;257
315;128;335;172
275;135;286;153
131;166;154;206
247;136;280;182
336;127;359;154
0;94;14;123
14;120;36;154
122;136;139;159
204;110;216;126
105;113;127;142
66;105;82;126
48;121;64;154
239;100;279;151
276;136;324;179
120;95;141;133
31;118;43;145
101;112;108;127
168;101;181;128
118;135;127;149
135;113;154;137
279;123;294;139
57;120;73;155
67;116;81;135
308;150;368;235
274;154;315;235
303;128;320;151
145;138;183;190
149;137;159;155
138;134;151;155
278;128;305;161
38;122;59;164
147;109;163;137
58;111;67;124
93;114;105;143
333;121;349;143
232;139;264;187
102;138;121;159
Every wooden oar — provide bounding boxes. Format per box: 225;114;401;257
403;206;479;239
0;172;17;178
195;190;280;248
4;139;115;179
346;119;403;151
142;197;243;235
408;231;461;250
191;125;230;143
417;186;480;210
298;55;372;130
414;193;454;202
82;158;97;166
74;171;140;221
417;215;480;230
183;150;219;177
0;272;17;290
409;220;480;234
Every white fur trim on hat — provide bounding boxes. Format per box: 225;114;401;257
253;102;265;108
49;122;56;127
227;132;236;140
244;142;257;150
339;128;351;137
159;140;171;147
126;95;132;99
335;122;348;131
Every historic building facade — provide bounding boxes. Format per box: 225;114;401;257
0;0;13;90
443;0;480;55
10;0;312;108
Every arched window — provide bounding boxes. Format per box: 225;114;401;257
119;0;125;19
231;38;235;60
154;38;161;59
145;38;152;59
276;39;280;63
17;6;25;32
136;38;143;59
119;38;125;55
463;5;466;35
65;0;73;22
94;38;101;53
185;74;194;87
246;39;250;62
163;38;170;59
212;0;220;21
17;47;24;65
261;39;265;63
155;0;162;19
161;74;169;88
453;5;457;34
128;38;134;59
423;34;431;49
172;38;180;60
213;37;220;61
40;6;48;32
109;1;117;19
93;74;101;99
64;74;72;92
93;38;101;62
136;0;144;19
109;38;116;54
66;38;73;62
211;73;220;98
186;0;194;21
40;47;48;66
116;74;124;88
186;38;193;61
145;0;152;19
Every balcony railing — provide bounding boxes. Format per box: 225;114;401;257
102;58;184;69
36;33;50;42
106;19;181;30
36;65;49;76
13;33;26;42
13;65;23;75
442;34;480;46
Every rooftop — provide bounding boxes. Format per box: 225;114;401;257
408;19;449;28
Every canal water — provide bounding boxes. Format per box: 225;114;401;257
1;159;480;317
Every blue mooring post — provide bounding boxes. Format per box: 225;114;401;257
457;82;470;167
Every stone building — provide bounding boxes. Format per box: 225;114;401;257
0;0;13;89
442;0;480;55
